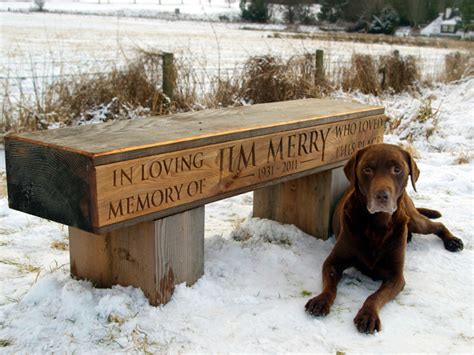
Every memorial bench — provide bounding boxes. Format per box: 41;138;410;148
5;98;385;305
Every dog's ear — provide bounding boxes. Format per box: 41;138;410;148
405;151;420;192
343;147;367;186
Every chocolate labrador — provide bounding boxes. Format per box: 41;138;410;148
305;143;463;333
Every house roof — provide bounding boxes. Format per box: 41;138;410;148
441;17;460;25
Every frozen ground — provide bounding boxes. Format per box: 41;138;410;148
0;76;472;352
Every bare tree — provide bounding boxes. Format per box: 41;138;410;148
34;0;45;11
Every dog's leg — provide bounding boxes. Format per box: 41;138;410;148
409;213;463;252
354;274;405;334
305;250;349;317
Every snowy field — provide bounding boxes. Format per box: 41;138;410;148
0;10;462;87
0;6;473;353
0;78;473;353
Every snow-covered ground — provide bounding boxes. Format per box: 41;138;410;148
0;0;242;19
0;6;473;352
0;74;473;351
0;11;460;86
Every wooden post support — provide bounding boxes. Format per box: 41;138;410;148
69;206;204;305
315;49;324;81
162;52;175;102
253;167;348;240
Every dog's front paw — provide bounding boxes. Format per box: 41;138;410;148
305;294;332;317
444;237;464;252
354;307;381;334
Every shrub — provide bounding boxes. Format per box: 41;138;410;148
283;4;317;25
318;0;347;23
368;6;400;35
379;52;419;93
444;52;472;82
239;54;329;104
240;0;270;23
342;54;379;95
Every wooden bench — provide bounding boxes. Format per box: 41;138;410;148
5;98;385;305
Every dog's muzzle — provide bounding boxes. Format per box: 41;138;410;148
367;188;397;215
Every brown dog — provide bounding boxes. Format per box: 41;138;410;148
305;143;463;333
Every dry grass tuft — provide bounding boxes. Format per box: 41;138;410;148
380;53;419;93
454;151;471;165
50;240;68;251
342;52;419;95
444;52;473;82
206;76;242;108
0;258;41;274
0;338;13;347
1;50;171;137
342;54;380;95
414;97;439;124
52;50;169;124
239;54;329;104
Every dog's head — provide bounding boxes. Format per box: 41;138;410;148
344;143;419;215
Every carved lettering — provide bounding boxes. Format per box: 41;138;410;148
97;116;385;226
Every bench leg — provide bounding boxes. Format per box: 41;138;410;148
253;168;348;240
69;206;204;305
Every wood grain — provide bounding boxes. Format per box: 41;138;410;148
69;227;112;287
69;206;204;305
6;139;94;231
253;166;350;239
253;170;332;239
8;99;384;164
6;99;385;233
95;115;385;228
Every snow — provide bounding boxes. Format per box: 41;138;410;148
0;7;473;351
0;75;473;351
0;0;242;21
0;11;460;86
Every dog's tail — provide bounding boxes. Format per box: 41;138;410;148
417;208;442;219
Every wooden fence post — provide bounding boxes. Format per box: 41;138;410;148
162;52;175;102
315;49;324;81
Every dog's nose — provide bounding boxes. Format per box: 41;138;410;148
375;189;390;203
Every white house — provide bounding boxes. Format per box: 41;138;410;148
420;8;469;39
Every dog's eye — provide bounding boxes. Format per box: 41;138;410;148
393;166;402;174
363;167;372;174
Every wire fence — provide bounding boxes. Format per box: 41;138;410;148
0;50;459;99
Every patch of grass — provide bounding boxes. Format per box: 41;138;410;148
301;290;312;297
0;258;41;274
266;31;474;51
399;143;421;159
50;240;68;251
342;54;379;95
108;313;126;325
0;338;13;347
239;54;329;104
342;52;419;95
231;228;253;242
1;49;170;138
454;151;471;165
414;98;440;123
444;52;473;82
379;53;419;93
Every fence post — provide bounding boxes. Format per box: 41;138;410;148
162;52;175;102
315;49;324;81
